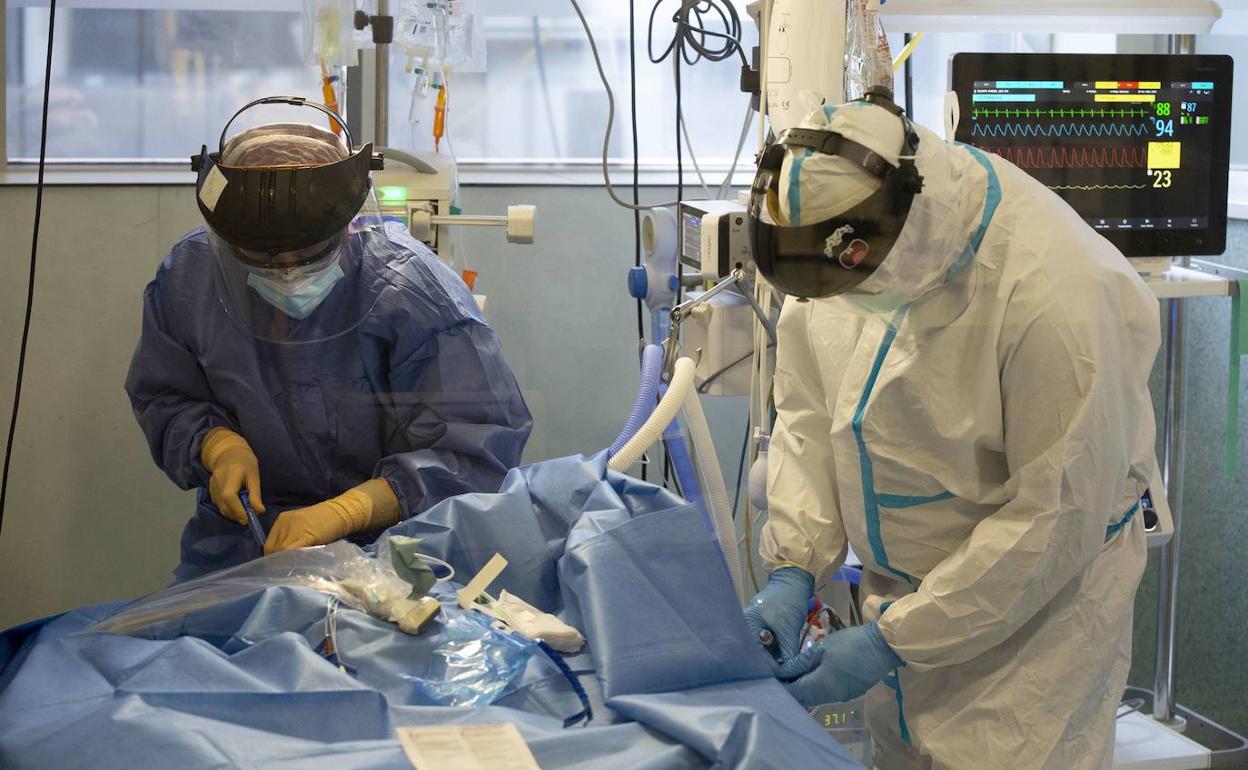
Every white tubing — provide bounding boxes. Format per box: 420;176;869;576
681;388;746;603
608;358;697;473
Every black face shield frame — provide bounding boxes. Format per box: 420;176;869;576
748;88;924;299
191;96;385;268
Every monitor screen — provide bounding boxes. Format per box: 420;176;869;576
951;53;1233;257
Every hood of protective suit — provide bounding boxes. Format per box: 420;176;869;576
777;103;996;309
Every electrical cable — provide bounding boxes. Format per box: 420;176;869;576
742;277;778;596
654;0;749;201
674;22;685;309
665;452;683;495
668;27;684;491
569;0;677;211
731;412;749;523
678;108;713;199
569;0;749;212
903;32;915;118
648;0;747;67
0;0;56;538
716;102;755;199
629;0;647;481
698;342;776;394
1117;698;1147;720
532;17;563;156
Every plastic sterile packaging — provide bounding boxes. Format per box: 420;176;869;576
401;611;538;706
82;541;544;708
88;541;434;636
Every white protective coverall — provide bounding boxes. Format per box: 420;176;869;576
759;103;1159;770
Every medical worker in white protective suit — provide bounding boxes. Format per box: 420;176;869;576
742;88;1159;770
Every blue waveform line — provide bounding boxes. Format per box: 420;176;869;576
971;122;1151;138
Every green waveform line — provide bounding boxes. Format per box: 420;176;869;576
1048;183;1150;191
972;107;1149;118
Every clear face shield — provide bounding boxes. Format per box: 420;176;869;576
204;194;394;344
748;89;924;301
191;96;390;344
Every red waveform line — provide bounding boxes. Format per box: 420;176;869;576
981;145;1148;169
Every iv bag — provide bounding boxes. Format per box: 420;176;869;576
845;0;893;100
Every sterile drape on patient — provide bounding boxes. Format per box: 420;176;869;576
0;453;862;769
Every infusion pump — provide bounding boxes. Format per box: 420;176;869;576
372;148;536;260
679;199;753;279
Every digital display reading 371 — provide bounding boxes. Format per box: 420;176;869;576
953;54;1233;257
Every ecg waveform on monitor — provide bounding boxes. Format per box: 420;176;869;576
972;107;1150;118
971;122;1151;138
982;146;1148;169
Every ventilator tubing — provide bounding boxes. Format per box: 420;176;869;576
663;415;707;527
680;386;746;602
608;357;696;472
608;344;664;456
661;416;735;598
607;357;744;602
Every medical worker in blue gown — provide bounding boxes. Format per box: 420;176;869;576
742;89;1159;769
125;98;531;580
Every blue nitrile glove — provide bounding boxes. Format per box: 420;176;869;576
782;621;904;708
743;566;815;672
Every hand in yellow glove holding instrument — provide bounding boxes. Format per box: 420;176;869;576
264;477;401;554
200;427;265;525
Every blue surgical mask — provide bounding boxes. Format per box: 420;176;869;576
246;260;345;320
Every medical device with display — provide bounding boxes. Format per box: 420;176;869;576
679;200;752;278
952;53;1233;256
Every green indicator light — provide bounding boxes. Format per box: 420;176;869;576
379;186;408;203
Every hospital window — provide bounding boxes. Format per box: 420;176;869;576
4;4;317;163
2;4;1212;169
3;1;761;167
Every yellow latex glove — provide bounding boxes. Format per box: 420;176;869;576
201;427;265;525
265;478;401;555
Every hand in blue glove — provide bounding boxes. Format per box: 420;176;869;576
743;566;814;674
782;621;904;708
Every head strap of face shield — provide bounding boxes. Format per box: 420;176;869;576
765;128;897;179
192;96;386;172
216;96;359;158
756;88;924;204
857;86;924;195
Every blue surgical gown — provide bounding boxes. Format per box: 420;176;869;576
125;224;532;580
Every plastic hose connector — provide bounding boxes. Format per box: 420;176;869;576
627;266;648;300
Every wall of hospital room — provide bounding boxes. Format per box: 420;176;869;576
1129;220;1248;737
0;183;1244;736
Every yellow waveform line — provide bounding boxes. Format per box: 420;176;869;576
1048;183;1150;191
